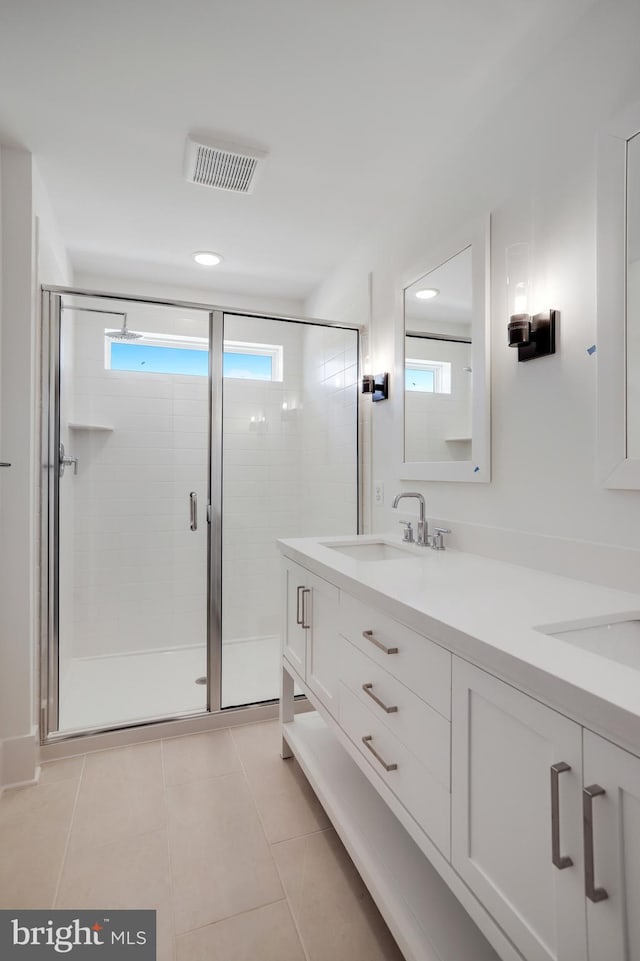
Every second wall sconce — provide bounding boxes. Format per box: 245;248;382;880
506;242;558;362
361;373;389;401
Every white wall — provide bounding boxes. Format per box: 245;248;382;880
305;0;640;586
300;324;359;535
74;271;305;320
0;150;71;788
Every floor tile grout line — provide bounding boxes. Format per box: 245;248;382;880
52;753;87;909
160;737;179;961
230;723;312;961
270;833;313;961
174;895;290;942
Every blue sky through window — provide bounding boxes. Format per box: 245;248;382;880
110;342;273;380
405;367;435;392
111;343;209;376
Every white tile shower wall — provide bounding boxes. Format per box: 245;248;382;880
64;303;209;660
222;315;304;644
300;324;358;535
221;317;358;646
404;339;472;463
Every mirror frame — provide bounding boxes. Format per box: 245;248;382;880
396;215;490;482
597;101;640;488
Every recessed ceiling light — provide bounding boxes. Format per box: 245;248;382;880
415;288;439;300
193;251;223;267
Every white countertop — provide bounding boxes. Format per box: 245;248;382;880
278;534;640;752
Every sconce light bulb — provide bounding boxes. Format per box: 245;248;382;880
513;282;529;316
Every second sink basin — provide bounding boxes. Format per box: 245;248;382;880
538;616;640;670
324;541;417;562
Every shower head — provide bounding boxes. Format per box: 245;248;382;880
104;314;142;341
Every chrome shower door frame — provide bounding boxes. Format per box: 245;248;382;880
39;289;224;742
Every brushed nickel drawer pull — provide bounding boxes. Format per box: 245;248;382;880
301;588;311;630
361;735;398;772
583;784;608;902
296;585;305;626
362;683;398;714
550;762;573;869
362;629;398;655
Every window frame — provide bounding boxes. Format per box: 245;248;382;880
405;357;452;394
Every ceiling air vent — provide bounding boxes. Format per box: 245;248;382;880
183;136;266;194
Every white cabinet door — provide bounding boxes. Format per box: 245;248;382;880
282;559;307;678
584;730;640;961
452;658;586;961
305;570;340;718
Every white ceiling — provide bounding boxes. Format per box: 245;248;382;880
0;0;595;302
405;245;472;332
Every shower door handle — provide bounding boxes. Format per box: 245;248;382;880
58;443;78;477
189;491;198;531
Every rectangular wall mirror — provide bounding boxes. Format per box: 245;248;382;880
597;102;640;488
396;217;490;482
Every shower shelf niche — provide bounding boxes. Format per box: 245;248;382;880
68;422;114;432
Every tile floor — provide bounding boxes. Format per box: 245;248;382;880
0;719;404;961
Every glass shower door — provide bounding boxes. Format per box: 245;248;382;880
220;313;359;708
53;293;213;733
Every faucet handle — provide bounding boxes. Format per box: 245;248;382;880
399;520;414;543
431;527;451;551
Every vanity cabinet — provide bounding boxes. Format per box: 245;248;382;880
452;658;640;961
451;659;586;961
282;558;340;716
338;624;452;857
280;545;640;961
583;730;640;961
282;559;308;677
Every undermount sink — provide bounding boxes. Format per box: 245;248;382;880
323;541;417;562
538;616;640;670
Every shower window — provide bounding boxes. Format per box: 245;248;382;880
405;359;452;393
105;331;283;381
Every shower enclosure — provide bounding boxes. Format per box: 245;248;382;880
41;288;359;739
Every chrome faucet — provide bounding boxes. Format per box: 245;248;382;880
392;492;428;546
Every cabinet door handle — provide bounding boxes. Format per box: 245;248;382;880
361;735;398;772
362;629;398;655
362;683;398;714
301;588;311;630
550;762;573;869
189;491;198;530
583;784;608;902
296;585;305;625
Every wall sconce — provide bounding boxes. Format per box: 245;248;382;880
361;373;389;402
506;243;558;362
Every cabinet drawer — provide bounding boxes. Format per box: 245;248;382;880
340;592;451;719
339;681;450;858
339;635;450;790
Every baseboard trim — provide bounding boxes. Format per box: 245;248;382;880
0;730;38;792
